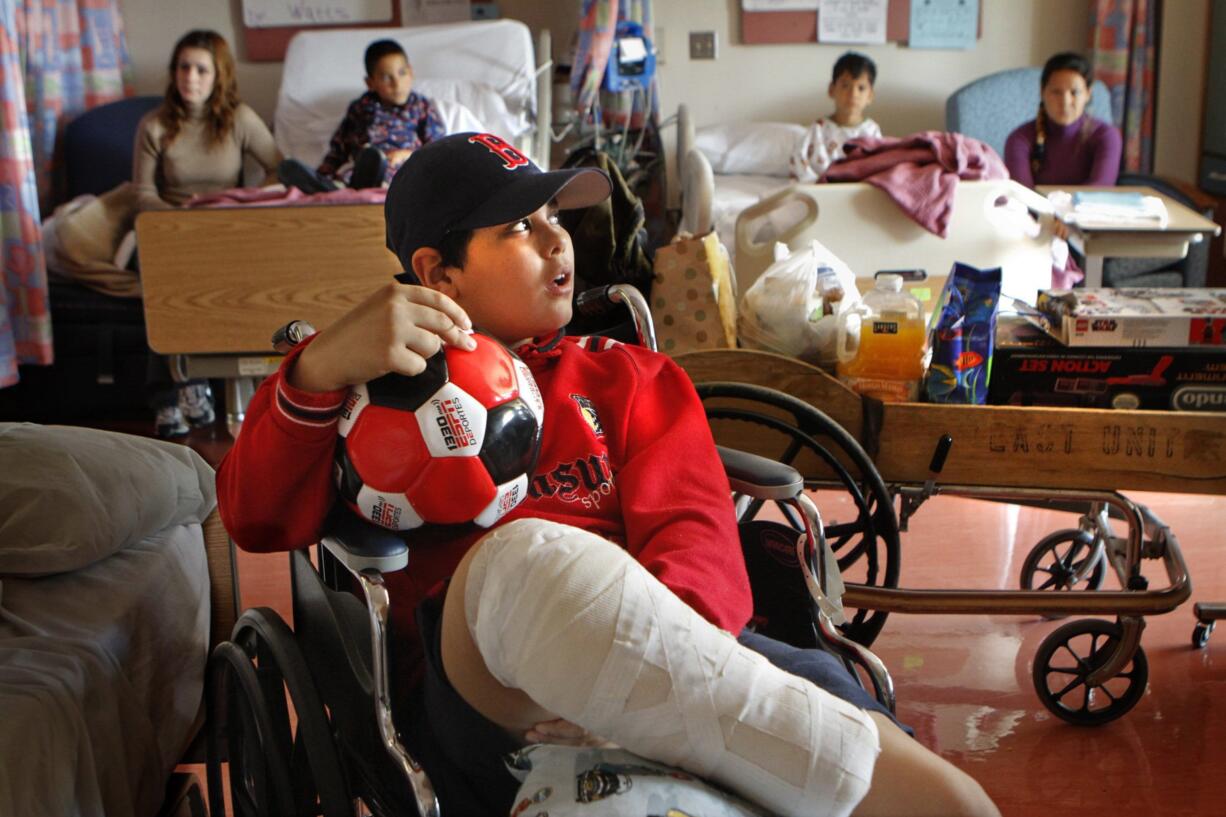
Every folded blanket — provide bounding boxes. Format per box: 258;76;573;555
42;183;142;298
822;131;1008;238
187;185;386;208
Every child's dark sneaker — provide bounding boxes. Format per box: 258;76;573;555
178;381;216;428
349;146;388;189
156;405;190;438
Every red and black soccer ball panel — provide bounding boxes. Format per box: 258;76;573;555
333;333;545;531
479;398;543;486
364;352;450;413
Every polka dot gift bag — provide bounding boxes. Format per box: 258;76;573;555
650;230;738;355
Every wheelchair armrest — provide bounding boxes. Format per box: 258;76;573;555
319;504;409;574
717;446;803;501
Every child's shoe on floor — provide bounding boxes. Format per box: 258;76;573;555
178;381;216;429
155;405;190;439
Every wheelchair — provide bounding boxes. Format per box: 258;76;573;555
205;285;902;817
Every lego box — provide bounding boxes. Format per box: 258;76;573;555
1036;288;1226;348
988;317;1226;412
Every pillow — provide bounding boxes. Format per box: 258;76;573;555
431;98;488;139
415;77;528;144
506;745;768;817
694;121;807;177
0;423;217;576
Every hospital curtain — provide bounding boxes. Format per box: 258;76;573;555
0;0;131;387
1090;0;1159;173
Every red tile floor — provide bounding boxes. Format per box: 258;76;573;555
176;422;1226;817
840;490;1226;817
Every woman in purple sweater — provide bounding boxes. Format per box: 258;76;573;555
1004;52;1122;188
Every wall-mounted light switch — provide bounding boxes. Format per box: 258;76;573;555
689;31;717;60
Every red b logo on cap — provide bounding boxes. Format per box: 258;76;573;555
468;133;530;170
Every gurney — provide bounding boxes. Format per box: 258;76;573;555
678;347;1218;724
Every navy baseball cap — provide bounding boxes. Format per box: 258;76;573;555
385;132;612;276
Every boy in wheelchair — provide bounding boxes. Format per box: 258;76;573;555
217;133;998;817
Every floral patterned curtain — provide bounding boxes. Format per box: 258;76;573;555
1090;0;1159;173
0;0;130;387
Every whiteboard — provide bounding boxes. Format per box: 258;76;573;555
242;0;393;28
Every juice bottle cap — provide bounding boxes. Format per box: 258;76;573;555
876;273;904;292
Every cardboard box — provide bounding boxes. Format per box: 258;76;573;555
1037;288;1226;348
988;317;1226;412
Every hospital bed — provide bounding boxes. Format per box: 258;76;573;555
674;104;799;252
661;180;1221;724
276;19;551;170
0;423;237;816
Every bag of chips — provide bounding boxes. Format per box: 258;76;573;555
925;263;1002;404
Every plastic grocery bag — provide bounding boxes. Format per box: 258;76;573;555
737;239;860;368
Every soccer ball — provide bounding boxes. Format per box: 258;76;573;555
334;334;545;531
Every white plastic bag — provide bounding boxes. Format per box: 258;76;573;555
737;239;860;368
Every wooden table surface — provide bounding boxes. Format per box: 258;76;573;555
137;204;401;355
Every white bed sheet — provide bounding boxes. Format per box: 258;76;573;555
276;19;537;168
0;522;209;817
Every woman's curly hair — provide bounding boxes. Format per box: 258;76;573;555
158;29;240;148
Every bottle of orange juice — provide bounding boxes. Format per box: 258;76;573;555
836;273;926;402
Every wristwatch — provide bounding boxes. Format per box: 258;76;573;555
271;320;317;354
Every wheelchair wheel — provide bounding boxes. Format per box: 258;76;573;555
1032;618;1149;726
1019;529;1106;618
206;608;353;817
697;381;901;647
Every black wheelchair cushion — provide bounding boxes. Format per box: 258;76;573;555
739;519;819;650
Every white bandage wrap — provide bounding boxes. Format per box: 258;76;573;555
465;519;881;817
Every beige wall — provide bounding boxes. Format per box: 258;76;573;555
118;0;1208;183
652;0;1087;135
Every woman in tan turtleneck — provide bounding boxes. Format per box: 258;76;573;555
133;30;281;212
134;29;281;437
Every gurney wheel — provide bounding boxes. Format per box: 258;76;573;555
1019;529;1106;618
697;381;901;647
1032;618;1148;726
1192;621;1215;649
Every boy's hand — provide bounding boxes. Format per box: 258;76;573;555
288;282;475;393
524;718;615;748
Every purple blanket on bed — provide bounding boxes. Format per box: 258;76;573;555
822;131;1008;237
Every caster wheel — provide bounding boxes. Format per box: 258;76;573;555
1032;618;1148;726
1020;529;1105;619
1192;621;1215;649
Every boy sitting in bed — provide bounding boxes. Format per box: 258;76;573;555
790;51;882;183
279;39;445;193
220;132;999;817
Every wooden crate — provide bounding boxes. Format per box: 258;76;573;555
676;349;1226;496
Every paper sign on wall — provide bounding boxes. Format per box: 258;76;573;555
242;0;393;28
909;0;978;49
743;0;820;9
401;0;471;24
818;0;887;45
